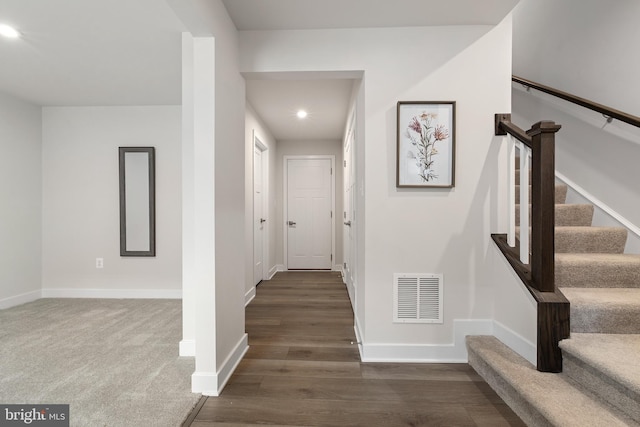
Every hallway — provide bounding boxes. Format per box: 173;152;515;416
183;272;524;426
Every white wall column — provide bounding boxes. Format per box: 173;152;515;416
182;33;219;395
180;32;196;357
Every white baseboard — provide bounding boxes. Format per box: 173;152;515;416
0;290;41;310
354;316;364;359
245;287;256;306
192;333;249;396
267;265;279;279
357;319;535;364
359;319;493;363
493;320;536;366
275;264;286;273
179;339;195;357
40;288;182;299
215;333;249;395
191;371;218;396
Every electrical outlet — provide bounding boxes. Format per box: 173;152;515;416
96;258;104;269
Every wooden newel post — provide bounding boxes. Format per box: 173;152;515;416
527;121;561;292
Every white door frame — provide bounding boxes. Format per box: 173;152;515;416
283;155;336;271
343;112;357;305
253;131;269;282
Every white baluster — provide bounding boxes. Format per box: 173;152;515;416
507;135;516;247
519;143;530;264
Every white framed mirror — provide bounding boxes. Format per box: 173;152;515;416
119;147;156;256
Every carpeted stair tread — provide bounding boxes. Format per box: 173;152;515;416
515;226;628;253
560;333;640;421
515;204;594;226
515;184;567;204
466;336;636;427
556;253;640;288
555;226;627;254
560;288;640;334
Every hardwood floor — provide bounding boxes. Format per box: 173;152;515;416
183;272;525;426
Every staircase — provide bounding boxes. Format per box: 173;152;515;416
467;166;640;426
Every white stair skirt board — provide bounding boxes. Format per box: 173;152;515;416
192;333;249;396
0;290;41;310
41;288;182;299
494;321;537;366
179;339;196;357
358;319;535;363
557;172;640;253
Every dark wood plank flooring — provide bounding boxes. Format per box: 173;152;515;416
183;271;525;426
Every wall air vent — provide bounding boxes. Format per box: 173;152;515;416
393;273;443;324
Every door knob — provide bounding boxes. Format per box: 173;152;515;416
260;218;266;223
344;221;352;227
288;221;296;226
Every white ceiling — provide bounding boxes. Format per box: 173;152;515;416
0;0;186;106
246;77;355;141
227;0;518;140
221;0;519;30
0;0;518;140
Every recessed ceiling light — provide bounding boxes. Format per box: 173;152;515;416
297;110;308;119
0;24;20;39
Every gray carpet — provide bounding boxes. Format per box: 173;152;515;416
0;298;201;427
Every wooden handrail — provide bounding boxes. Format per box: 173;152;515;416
495;113;532;147
513;75;640;129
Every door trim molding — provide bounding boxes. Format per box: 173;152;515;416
253;131;269;283
283;155;336;270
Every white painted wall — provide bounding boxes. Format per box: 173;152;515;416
513;0;640;230
275;140;343;270
41;106;182;297
239;17;515;360
0;93;42;308
513;0;640;117
245;103;278;291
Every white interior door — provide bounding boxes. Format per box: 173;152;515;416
253;146;264;285
287;158;332;270
343;127;356;293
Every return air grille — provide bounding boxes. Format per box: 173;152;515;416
393;274;443;323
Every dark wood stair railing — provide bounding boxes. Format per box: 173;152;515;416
493;113;570;373
513;75;640;128
494;76;640;373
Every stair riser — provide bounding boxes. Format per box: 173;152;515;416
515;228;628;254
556;262;640;288
562;352;640;422
515;204;594;227
555;228;627;254
515;185;567;204
570;305;640;334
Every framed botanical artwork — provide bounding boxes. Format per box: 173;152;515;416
396;101;456;188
